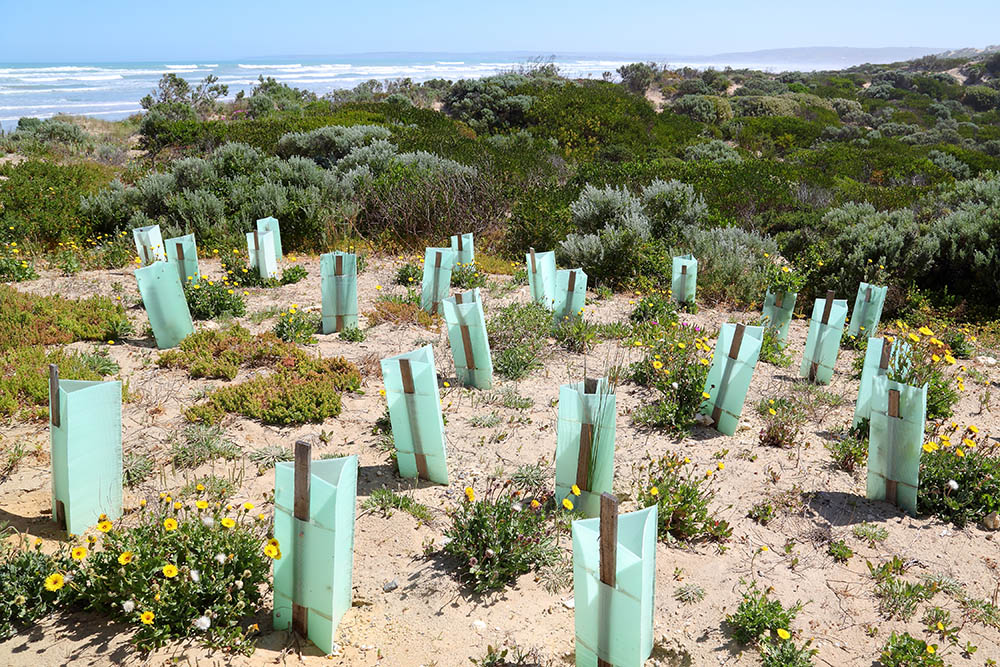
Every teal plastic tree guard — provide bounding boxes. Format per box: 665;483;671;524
165;233;199;287
572;500;657;667
450;233;474;266
135;259;194;349
867;376;926;515
256;216;283;261
132;224;165;266
555;378;616;517
853;337;911;427
49;364;122;536
761;289;797;345
699;323;764;436
273;443;356;654
247;229;279;280
671;254;698;305
420;247;457;315
320;252;358;334
441;288;493;390
554;268;588;323
526;248;556;310
799;291;848;385
847;282;888;337
380;345;449;484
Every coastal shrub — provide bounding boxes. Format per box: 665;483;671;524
635;452;731;543
75;501;271;654
631;322;711;434
442;73;533;133
727;581;803;645
0;345;114;422
684;140;742;163
443;480;558;592
275;124;392;166
157;326;301;380
0;285;130;351
183;279;246;320
0;246;38;282
918;426;999;527
640;179;707;241
0;538;71;642
683;226;778;305
672;95;733;124
486;302;551;380
617;62;657;95
962;85;1000;112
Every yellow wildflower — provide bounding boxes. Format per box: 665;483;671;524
571;484;581;496
562;498;574;511
140;611;154;625
44;573;64;591
162;564;178;578
118;551;134;565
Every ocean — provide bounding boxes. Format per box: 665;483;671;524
0;53;855;130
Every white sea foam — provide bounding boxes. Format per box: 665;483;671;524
0;106;141;122
239;63;302;69
165;64;201;69
0;100;139;111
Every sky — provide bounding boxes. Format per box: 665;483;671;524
1;0;998;62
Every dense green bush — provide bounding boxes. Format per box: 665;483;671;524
635;453;731;543
0;537;70;641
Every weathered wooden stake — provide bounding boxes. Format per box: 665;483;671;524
809;290;836;382
711;324;746;426
399;359;429;479
575;378;599;491
430;251;443;315
334;254;344;332
566;269;577;316
529;247;537;273
884;389;901;507
292;440;311;638
597;492;619;667
879;340;892;370
774;291;784;309
679;264;688;303
49;364;60;428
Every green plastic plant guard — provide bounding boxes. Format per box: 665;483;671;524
554;268;587;323
273;444;356;655
526;248;556;310
761;288;797;345
572;502;657;667
798;292;848;385
450;232;474;266
247;229;279;280
380;345;449;484
320;252;358;334
847;282;888;337
853;337;911;427
420;247;457;315
132;224;165;266
256;216;283;261
671;254;697;305
556;378;616;517
441;288;493;390
165;233;199;287
49;364;122;536
699;323;764;436
867;376;926;516
134;259;195;349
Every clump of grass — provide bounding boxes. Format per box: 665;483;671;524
468;412;503;428
122;452;154;488
170;424;239;468
760;636;816;667
852;522;889;546
758;402;804;449
362;488;432;523
364;298;439;330
486;302;551;380
674;583;706;605
248;444;293;472
826;424;869;473
758;327;792;367
868;557;934;621
551;316;598;353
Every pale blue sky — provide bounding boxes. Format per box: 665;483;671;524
1;0;998;62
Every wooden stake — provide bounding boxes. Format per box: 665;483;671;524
430;251;443;315
821;290;835;324
566;270;577;318
885;389;900;507
774;291;784;309
175;242;184;261
712;324;745;426
597;493;619;667
49;364;60;428
575;379;599;492
334;254;344;332
292;440;311;638
879;339;892;370
679;264;688;302
456;234;464;252
529;248;536;273
143;245;151;265
400;359;429;480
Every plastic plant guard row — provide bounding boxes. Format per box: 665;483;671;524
380;345;449;484
420;247;457;315
555;378;616;517
49;364;122;536
441;288;493;390
247;229;279;280
699;323;764;436
526;248;556;311
866;376;926;516
165;233;199;287
320;252;358;334
273;443;357;655
761;289;797;345
798;291;848;385
256;216;283;261
554;268;587;323
853;337;911;427
134;259;195;349
671;254;697;305
450;232;474;266
847;282;888;337
572;497;656;667
132;224;165;266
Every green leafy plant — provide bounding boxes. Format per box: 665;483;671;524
279;264;308;285
674;583;706;604
918;425;999;527
828;539;853;563
362;488;432;523
758;402;804;448
748;500;776;525
727;581;803;645
394;261;422;286
272;307;319;344
443;479;558;592
853;522;889;546
635;453;731;543
551;316;598;353
826;423;869;473
880;632;943;667
0;536;71;641
0;246;38;282
759;327;792;367
760;636;816;667
451;261;487;289
183;279;247;320
631;321;711;434
123;452;155;488
248;444;293;472
339;325;366;342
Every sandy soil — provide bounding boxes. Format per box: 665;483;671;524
2;254;999;666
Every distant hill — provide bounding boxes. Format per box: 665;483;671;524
688;46;945;68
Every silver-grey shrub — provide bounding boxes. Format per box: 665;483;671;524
568;184;646;235
683;140;742;163
275;124;392;166
640;179;707;241
683;226;779;304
